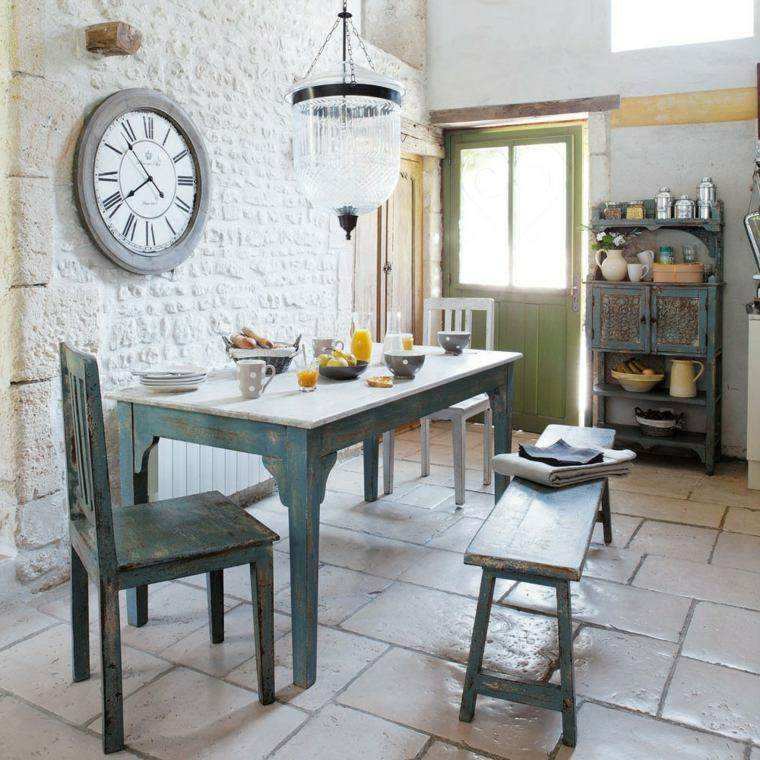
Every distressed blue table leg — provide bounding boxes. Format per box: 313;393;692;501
207;570;225;644
459;571;496;722
71;547;90;682
556;580;577;747
363;433;379;502
489;365;514;503
118;402;153;628
267;433;336;688
250;548;275;704
99;579;124;754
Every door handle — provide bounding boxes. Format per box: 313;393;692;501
382;262;392;274
571;273;581;313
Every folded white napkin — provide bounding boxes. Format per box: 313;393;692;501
492;447;636;488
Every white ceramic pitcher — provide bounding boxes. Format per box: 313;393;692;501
238;359;276;399
669;360;704;398
595;249;627;282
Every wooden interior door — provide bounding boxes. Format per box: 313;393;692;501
353;154;424;342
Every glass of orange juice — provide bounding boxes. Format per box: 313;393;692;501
296;363;319;392
350;312;373;363
401;333;414;351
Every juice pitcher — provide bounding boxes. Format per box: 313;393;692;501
350;312;373;363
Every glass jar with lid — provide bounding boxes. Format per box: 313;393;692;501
626;201;645;220
603;202;622;220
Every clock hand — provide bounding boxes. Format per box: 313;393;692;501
125;177;151;198
124;141;165;199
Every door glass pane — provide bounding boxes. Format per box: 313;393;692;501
512;142;567;289
458;147;509;286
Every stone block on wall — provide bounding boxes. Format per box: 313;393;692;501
11;379;62;503
15;539;69;590
16;491;66;550
10;176;54;286
10;0;45;77
11;283;102;383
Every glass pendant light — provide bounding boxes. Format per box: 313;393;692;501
288;2;404;240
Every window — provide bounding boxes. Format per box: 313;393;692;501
611;0;754;52
457;140;568;289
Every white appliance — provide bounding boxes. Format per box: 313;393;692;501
749;314;760;489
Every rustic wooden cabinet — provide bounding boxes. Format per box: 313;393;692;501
586;203;723;474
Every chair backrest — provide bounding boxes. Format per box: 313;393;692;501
60;343;117;577
423;297;495;350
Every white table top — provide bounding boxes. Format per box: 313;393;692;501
107;345;522;430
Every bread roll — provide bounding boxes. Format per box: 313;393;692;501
241;327;273;349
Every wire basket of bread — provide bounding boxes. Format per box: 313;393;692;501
223;328;304;374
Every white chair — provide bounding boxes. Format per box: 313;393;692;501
382;297;496;505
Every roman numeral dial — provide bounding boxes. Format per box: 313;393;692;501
93;108;197;255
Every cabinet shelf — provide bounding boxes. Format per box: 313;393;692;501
603;424;707;455
592;383;706;406
590;218;721;233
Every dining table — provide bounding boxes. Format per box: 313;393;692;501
107;344;521;688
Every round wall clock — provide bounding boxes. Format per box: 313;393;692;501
75;88;210;275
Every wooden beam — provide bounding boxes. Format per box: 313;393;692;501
430;95;620;128
85;22;142;56
401;118;444;158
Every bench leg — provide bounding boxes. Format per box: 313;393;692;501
99;581;125;754
600;478;612;545
453;416;466;505
482;407;493;486
459;572;496;722
71;548;90;682
250;551;275;704
556;581;577;747
382;431;394;495
207;570;225;644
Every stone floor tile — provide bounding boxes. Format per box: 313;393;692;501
92;667;307;759
663;657;760;743
552;627;677;714
554;702;744;760
246;498;290;543
0;695;139;759
120;581;238;655
691;465;757;508
399;547;513;598
723;506;760;536
436;489;498;520
343;582;558;680
423;742;491;760
628;520;718;562
320;490;458;543
275;563;389;625
339;647;561;759
386;482;454;510
611;491;725;528
184;552;291;599
591;513;642;546
0;624;170;724
160;604;292;677
583;545;643;583
327;465;373;497
270;704;428;760
318;524;433;579
682;602;760;674
505;577;690;642
227;625;388;711
711;531;760;574
634;555;760;610
0;601;59;650
428;517;484;552
610;460;703;500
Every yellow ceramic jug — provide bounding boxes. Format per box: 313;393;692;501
669;360;704;398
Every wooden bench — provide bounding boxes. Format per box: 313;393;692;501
459;424;615;747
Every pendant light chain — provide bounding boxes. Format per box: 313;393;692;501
349;19;376;72
303;16;340;80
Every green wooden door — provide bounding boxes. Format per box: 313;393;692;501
444;125;583;432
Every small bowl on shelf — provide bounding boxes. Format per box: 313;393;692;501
611;369;664;393
437;331;471;355
318;361;369;381
384;351;426;378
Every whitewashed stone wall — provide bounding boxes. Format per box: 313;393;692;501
4;0;427;591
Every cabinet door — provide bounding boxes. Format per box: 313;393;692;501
590;285;650;352
651;287;707;355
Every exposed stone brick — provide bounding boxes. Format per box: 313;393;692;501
10;177;55;286
16;491;67;550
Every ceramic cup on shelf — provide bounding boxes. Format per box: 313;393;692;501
238;359;276;399
595;249;627;282
637;250;655;280
627;262;649;283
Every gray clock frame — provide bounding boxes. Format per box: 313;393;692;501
75;88;211;275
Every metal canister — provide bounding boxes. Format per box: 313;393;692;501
697;200;712;220
674;195;695;220
655;186;673;219
697;177;716;205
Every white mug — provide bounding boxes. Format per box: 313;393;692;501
627;262;650;283
312;337;344;357
238;359;276;399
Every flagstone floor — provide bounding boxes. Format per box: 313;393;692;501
1;422;759;759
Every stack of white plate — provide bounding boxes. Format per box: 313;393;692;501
132;364;208;392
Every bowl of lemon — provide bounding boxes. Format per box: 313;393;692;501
611;359;664;393
317;348;369;381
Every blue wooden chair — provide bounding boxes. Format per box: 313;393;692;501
60;344;279;754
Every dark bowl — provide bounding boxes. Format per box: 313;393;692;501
318;361;369;381
437;331;471;355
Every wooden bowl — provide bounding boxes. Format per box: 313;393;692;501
611;369;664;393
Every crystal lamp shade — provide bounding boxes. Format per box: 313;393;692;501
288;63;404;236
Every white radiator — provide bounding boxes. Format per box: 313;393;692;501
149;439;267;500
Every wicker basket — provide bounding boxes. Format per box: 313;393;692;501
223;336;304;374
634;408;684;437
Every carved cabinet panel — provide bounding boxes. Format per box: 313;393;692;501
590;285;650;352
651;286;707;355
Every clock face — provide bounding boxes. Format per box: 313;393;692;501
93;110;197;255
